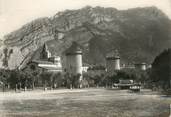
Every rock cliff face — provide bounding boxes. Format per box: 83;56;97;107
1;6;171;69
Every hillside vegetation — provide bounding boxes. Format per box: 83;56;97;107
1;6;171;69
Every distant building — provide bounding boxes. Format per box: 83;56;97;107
82;66;89;73
134;63;146;71
81;63;91;73
23;43;62;72
147;64;152;69
106;50;120;75
27;59;62;72
120;63;135;69
48;56;62;68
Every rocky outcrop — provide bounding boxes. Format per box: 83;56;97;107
1;6;171;69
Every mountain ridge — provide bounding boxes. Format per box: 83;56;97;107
1;6;171;69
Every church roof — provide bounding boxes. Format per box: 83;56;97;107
38;66;62;71
31;60;54;65
134;62;146;65
41;39;65;57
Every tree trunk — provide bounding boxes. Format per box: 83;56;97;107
15;84;18;92
32;81;34;90
44;81;47;91
2;84;5;92
70;84;72;89
24;86;27;91
19;82;21;90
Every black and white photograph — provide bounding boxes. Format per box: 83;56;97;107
0;0;171;116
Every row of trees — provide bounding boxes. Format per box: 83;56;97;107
0;69;63;90
0;68;148;90
83;69;148;87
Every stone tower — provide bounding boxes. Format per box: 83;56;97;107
65;41;83;77
106;50;120;74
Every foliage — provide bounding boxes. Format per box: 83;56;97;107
40;72;52;87
150;48;171;90
83;68;149;87
88;65;106;70
106;69;148;84
64;73;82;88
51;72;64;88
83;72;105;87
0;69;10;85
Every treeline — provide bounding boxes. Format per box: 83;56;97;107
0;68;148;91
83;69;148;87
0;69;64;90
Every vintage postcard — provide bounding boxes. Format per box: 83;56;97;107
0;0;171;117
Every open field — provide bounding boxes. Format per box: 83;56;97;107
0;88;170;117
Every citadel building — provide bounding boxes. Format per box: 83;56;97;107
24;43;62;72
105;50;147;74
24;41;147;79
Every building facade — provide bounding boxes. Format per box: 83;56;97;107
134;63;147;71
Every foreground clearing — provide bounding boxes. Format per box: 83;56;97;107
0;88;170;117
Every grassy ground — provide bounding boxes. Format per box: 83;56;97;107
0;88;170;117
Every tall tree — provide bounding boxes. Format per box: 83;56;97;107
151;48;171;90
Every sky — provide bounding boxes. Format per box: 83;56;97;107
0;0;171;38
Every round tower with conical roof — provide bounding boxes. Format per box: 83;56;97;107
106;50;120;74
65;42;83;76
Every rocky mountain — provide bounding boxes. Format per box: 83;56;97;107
1;6;171;69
